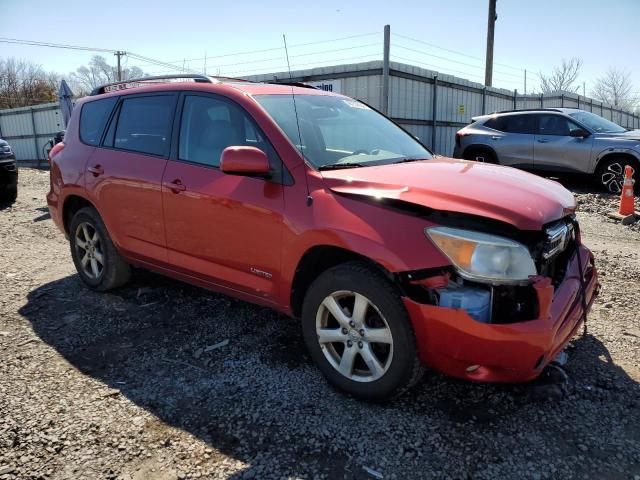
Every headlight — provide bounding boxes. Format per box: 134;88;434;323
425;226;537;284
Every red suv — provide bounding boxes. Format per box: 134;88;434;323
48;75;599;400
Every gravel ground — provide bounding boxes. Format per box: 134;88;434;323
1;168;639;480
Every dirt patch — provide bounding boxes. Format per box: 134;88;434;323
1;169;639;479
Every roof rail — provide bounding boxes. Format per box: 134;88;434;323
493;108;563;114
90;74;217;96
267;81;318;90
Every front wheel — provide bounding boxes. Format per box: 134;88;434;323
301;262;423;400
596;156;639;194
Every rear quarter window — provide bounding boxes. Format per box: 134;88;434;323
79;97;117;146
485;114;535;134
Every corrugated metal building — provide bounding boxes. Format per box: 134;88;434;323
247;60;640;156
1;60;639;163
0;102;67;165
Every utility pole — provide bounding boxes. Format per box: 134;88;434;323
114;51;126;81
524;69;527;94
484;0;497;87
382;25;391;115
583;81;586;97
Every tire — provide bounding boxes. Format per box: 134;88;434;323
69;207;131;291
301;261;423;401
595;156;640;194
0;186;17;204
463;147;498;164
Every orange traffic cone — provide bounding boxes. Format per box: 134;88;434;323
618;165;636;216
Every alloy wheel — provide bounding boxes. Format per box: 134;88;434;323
315;290;393;383
601;162;626;194
74;221;104;280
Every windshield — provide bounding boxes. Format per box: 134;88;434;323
254;94;432;169
569;111;626;134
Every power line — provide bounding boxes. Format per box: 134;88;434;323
162;32;380;65
0;37;115;53
394;32;523;72
394;43;521;78
224;53;380;76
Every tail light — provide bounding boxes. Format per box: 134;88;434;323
455;132;468;147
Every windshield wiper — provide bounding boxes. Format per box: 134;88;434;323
391;157;429;164
318;162;367;170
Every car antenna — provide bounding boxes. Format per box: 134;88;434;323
283;34;313;207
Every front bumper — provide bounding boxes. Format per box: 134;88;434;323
404;244;598;382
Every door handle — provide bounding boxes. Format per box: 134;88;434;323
491;136;501;140
164;179;186;193
537;139;549;143
87;165;104;176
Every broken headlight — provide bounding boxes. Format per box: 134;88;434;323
425;227;537;284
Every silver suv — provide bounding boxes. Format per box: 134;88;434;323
453;108;640;193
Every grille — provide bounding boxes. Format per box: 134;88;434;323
537;218;577;286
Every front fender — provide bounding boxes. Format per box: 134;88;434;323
593;146;640;172
279;189;451;306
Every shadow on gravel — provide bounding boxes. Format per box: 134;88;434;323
19;272;640;478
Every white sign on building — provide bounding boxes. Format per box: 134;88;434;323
308;80;342;94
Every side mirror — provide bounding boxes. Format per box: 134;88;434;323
569;128;590;138
220;146;271;177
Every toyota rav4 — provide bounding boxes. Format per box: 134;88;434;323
47;75;598;400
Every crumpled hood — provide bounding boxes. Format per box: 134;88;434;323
321;158;576;231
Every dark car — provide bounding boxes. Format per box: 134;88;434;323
0;138;17;204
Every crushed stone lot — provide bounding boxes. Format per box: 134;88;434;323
1;168;639;480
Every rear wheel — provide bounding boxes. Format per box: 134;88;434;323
596;156;639;194
301;262;423;400
463;147;498;164
69;207;131;291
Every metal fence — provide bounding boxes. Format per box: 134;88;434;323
247;60;640;156
0;102;66;165
2;60;639;163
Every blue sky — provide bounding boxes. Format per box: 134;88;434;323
2;0;638;95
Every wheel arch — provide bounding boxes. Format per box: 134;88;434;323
595;150;640;174
62;194;96;235
290;245;393;318
461;143;499;163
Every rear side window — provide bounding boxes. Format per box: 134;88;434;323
114;95;175;156
485;114;535;134
79;97;117;146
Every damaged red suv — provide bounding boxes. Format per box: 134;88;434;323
47;75;599;400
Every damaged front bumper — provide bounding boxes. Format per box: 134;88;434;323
403;244;599;382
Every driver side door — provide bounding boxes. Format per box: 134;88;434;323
533;114;593;173
161;93;287;302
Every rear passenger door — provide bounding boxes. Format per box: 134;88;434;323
85;93;177;264
483;114;535;168
161;93;286;302
533;114;594;173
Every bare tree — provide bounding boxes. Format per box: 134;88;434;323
592;68;636;110
69;55;144;95
0;58;59;109
538;57;583;94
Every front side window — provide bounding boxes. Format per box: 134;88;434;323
254;94;432;169
569;111;625;134
79;97;117;146
114;95;175;156
536;114;579;136
179;95;276;168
